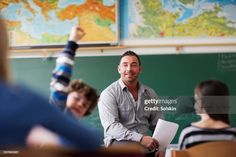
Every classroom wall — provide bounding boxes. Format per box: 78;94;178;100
11;52;236;143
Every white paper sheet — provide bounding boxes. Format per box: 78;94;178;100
152;119;179;148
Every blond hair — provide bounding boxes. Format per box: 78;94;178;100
0;16;10;82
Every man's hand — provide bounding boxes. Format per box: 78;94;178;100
69;26;86;42
140;135;159;151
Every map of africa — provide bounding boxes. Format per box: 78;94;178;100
0;0;118;47
129;0;236;38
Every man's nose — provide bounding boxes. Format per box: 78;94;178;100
126;65;131;71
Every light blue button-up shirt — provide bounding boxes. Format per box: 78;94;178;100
98;79;162;146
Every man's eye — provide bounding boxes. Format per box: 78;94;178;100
131;64;138;67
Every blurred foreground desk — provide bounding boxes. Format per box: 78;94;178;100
3;144;145;157
171;141;236;157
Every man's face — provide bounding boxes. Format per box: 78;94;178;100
66;91;91;117
118;55;141;84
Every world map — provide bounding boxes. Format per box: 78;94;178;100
0;0;118;47
129;0;236;39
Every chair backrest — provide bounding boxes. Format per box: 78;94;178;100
171;141;236;157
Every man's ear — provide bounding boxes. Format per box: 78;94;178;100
117;65;121;74
139;66;142;73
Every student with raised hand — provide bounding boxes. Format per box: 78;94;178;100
178;80;236;150
98;51;164;157
27;26;100;147
27;26;99;146
50;26;99;118
0;16;102;150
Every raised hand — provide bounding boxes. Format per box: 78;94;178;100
69;26;86;42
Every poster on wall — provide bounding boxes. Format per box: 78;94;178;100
122;0;236;46
0;0;119;49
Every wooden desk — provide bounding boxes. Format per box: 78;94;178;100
3;144;145;157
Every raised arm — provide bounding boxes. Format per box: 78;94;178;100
50;27;85;110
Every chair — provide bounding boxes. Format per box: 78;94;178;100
171;141;236;157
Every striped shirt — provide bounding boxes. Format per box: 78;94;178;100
50;41;78;112
178;125;236;149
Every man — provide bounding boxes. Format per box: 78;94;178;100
98;51;163;155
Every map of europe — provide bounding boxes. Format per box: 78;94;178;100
0;0;118;47
129;0;236;38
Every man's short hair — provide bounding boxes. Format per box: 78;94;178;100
120;50;141;65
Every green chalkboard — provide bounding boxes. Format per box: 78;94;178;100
10;53;236;143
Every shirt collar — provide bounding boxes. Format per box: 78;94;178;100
118;78;147;93
118;78;126;90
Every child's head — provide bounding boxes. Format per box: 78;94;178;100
194;80;229;124
66;79;99;117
